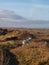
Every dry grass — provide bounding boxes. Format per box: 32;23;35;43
0;28;49;65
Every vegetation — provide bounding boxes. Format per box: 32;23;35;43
0;28;49;65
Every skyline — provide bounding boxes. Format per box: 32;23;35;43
0;0;49;20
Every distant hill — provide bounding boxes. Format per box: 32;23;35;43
0;9;49;28
0;10;25;20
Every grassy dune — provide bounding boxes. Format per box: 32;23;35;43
0;28;49;65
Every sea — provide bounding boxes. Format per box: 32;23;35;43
0;21;49;29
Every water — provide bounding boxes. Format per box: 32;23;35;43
0;21;49;28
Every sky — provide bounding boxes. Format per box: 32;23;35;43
0;0;49;20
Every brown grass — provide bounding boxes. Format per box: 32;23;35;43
0;28;49;65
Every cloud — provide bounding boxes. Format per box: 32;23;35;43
32;4;49;9
32;0;49;5
31;3;49;20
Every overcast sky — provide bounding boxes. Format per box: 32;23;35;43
0;0;49;20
